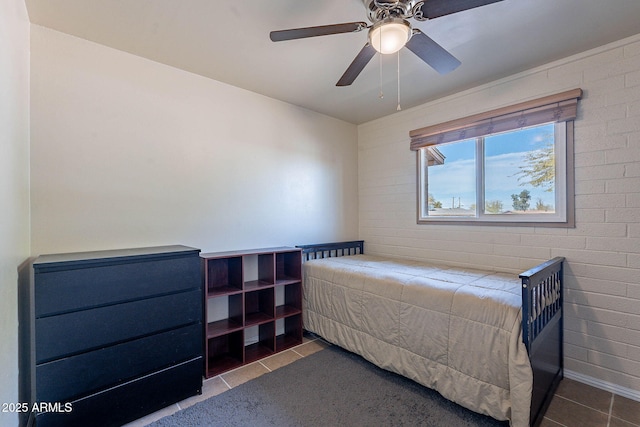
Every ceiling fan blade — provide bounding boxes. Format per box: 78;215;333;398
419;0;503;20
336;43;376;87
405;29;461;75
270;22;368;42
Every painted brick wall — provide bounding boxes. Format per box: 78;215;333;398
357;34;640;396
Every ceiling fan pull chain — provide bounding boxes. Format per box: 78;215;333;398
397;50;401;111
378;31;384;99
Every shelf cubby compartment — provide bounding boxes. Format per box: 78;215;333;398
244;288;275;327
206;256;243;296
245;322;275;364
243;252;274;290
275;314;303;352
207;293;243;338
275;251;302;285
275;282;302;319
206;330;244;377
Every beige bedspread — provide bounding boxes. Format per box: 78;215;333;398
303;255;532;427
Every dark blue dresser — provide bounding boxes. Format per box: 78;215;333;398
25;245;203;427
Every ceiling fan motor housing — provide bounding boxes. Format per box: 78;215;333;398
364;0;427;22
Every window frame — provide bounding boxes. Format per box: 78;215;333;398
416;121;574;226
410;89;580;227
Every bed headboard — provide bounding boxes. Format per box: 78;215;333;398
296;240;364;261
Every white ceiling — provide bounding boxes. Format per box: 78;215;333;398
25;0;640;124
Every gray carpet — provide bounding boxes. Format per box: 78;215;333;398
150;345;510;427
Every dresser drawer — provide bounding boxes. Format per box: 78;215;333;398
36;323;202;403
35;254;200;317
36;290;202;363
34;357;203;427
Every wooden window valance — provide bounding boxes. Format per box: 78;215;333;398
409;88;582;151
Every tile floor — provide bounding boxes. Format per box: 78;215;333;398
124;336;640;427
541;379;640;427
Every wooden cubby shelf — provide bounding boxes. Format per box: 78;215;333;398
275;305;301;318
201;247;303;378
206;319;243;339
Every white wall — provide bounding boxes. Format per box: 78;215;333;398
358;34;640;396
0;0;31;425
30;25;358;256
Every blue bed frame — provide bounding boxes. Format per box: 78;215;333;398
298;240;564;427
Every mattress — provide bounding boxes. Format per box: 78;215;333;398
303;254;533;427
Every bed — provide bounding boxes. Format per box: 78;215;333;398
297;241;563;427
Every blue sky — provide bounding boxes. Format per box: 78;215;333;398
428;124;555;212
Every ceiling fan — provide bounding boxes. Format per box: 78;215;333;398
270;0;504;87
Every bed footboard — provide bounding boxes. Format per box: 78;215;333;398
520;257;564;427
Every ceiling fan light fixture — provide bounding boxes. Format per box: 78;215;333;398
369;18;412;54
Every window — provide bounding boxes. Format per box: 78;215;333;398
411;89;581;226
